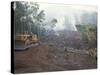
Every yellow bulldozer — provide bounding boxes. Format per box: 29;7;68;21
14;32;38;50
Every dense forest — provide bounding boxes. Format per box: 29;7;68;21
76;25;97;48
14;2;57;37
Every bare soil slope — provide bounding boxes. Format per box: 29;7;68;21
14;44;97;73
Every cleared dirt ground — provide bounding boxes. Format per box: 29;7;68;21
14;44;97;74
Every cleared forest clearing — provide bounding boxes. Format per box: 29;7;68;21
14;44;97;73
13;2;97;73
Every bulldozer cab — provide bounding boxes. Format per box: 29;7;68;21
14;32;38;50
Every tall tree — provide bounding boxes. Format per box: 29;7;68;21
14;2;45;36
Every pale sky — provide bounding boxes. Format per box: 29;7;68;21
39;3;97;14
38;3;97;31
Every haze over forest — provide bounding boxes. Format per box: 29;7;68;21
39;3;97;31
